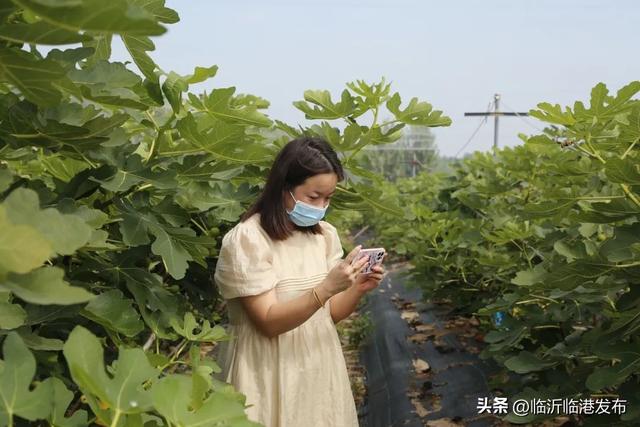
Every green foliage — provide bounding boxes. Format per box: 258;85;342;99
0;2;450;426
0;332;52;425
360;81;640;424
336;311;374;350
63;325;159;425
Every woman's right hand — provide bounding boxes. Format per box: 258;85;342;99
320;245;369;297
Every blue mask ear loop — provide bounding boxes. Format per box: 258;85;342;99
286;191;296;214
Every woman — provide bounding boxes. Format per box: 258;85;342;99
213;136;386;426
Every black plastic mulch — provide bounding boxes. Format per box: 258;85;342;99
356;264;503;427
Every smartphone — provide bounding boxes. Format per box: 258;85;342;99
351;247;386;274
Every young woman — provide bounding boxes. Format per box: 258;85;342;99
213;136;386;426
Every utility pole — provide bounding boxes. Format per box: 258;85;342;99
464;94;529;154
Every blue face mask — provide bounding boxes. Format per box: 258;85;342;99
286;191;329;226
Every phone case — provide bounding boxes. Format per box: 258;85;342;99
351;247;385;274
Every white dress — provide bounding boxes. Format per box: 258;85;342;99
213;212;359;427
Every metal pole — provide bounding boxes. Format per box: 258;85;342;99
464;96;528;157
493;93;500;153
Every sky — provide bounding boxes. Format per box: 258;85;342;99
110;0;639;158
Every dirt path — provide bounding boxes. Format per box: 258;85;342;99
357;262;504;427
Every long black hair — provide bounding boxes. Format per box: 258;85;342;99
240;136;345;241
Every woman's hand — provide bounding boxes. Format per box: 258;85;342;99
320;245;370;297
352;253;387;294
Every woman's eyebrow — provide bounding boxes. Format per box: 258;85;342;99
313;189;336;195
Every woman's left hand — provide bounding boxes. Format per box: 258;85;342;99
352;254;387;294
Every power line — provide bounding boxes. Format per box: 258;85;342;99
464;93;529;155
454;99;492;158
500;99;544;132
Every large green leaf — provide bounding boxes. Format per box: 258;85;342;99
543;259;615;290
38;155;91;182
169;312;228;342
2;267;94;305
176;113;273;163
81;289;144;337
42;377;88;427
483;323;529;352
0;48;70;106
346;77;391;109
131;0;179;24
82;33;112;66
0;298;26;329
575;81;640;121
148;225;196;280
14;327;64;351
3;187;92;256
122;268;180;339
293;89;357;120
95;154;178;192
586;353;640;391
360;122;404;146
12;0;167;36
184;65;219;84
202;87;273;127
68;60;140;88
151;374;262;427
0;332;52;425
68;60;154;110
600;223;640;262
161;71;188;113
0;205;51;276
119;210;153;246
504;350;557;374
175;181;255;217
529;102;576;125
161;66;217;113
115;198;216;279
346;182;403;216
386;92;451;127
63;326;159;425
553;239;589;262
0;21;91;44
172;155;243;182
522;199;576;219
605;157;640;185
121;34;159;83
120;0;177;96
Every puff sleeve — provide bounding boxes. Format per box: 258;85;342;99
213;223;278;299
322;221;344;271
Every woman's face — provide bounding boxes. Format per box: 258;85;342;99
283;173;338;212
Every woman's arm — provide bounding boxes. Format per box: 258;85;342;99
237;283;333;339
237;247;373;338
327;286;365;324
328;262;386;324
